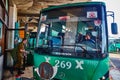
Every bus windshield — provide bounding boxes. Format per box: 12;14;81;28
36;4;107;58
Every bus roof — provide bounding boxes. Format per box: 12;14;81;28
40;1;106;13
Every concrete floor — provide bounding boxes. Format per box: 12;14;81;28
109;53;120;80
3;66;33;80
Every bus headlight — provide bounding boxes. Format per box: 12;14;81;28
99;71;109;80
98;76;105;80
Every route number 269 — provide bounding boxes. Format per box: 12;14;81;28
55;60;72;69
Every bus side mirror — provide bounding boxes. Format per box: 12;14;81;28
111;23;118;34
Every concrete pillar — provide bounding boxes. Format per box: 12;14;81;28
8;4;17;49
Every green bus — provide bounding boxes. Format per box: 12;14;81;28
33;2;113;80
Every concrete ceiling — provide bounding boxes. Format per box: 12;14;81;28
10;0;91;17
9;0;91;28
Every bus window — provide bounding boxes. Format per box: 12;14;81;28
36;6;105;58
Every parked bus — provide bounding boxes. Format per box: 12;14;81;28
33;2;117;80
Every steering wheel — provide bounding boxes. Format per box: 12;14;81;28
76;43;95;58
81;40;95;48
80;41;97;58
